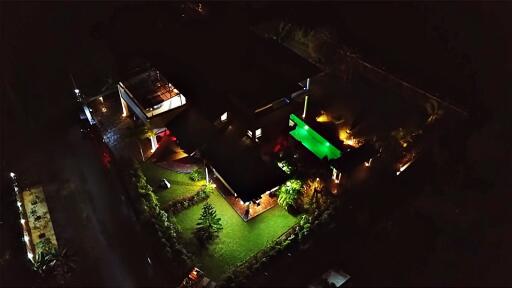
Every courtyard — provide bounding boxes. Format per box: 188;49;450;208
141;161;298;281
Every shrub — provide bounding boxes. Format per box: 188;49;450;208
189;168;203;181
277;179;303;209
277;161;293;174
167;185;211;214
133;165;192;266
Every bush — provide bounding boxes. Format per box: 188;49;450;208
277;179;303;209
167;185;211;214
133;165;192;266
277;161;293;174
189;168;203;182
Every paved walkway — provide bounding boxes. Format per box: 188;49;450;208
156;161;198;173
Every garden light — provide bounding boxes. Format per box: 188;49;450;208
397;160;413;175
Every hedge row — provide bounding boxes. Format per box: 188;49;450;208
166;185;212;214
133;165;192;270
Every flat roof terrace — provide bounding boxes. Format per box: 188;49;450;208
124;69;180;108
120;68;186;121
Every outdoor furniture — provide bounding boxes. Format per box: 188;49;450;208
160;179;171;189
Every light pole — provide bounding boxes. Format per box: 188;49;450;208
70;73;83;102
302;95;309;119
205;164;209;184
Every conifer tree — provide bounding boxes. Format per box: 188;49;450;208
194;202;223;245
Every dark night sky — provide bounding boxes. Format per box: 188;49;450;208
2;2;512;286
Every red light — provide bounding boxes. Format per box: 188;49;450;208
158;129;171;136
102;151;112;168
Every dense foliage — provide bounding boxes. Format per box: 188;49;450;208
33;239;76;284
299;178;328;212
277;179;303;209
133;165;192;268
167;184;211;214
189;167;204;182
277;161;293;174
34;238;57;276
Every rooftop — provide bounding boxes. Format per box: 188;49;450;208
203;133;287;202
224;32;319;113
168;107;287;202
143;30;320;118
166;107;217;154
122;69;181;110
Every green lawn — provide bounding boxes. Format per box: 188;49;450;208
142;162;205;206
175;190;298;280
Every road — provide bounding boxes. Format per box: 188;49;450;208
1;3;163;286
47;122;157;286
3;101;158;286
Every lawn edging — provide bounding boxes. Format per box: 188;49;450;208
165;184;212;214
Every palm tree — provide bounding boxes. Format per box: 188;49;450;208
145;128;158;152
125;124;158;158
34;250;57;276
277;21;292;43
425;98;443;124
33;239;77;284
302;178;326;210
52;248;78;284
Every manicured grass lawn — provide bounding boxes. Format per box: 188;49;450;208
142;162;205;206
175;190;298;280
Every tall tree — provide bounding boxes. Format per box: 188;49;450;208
194;202;223;245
